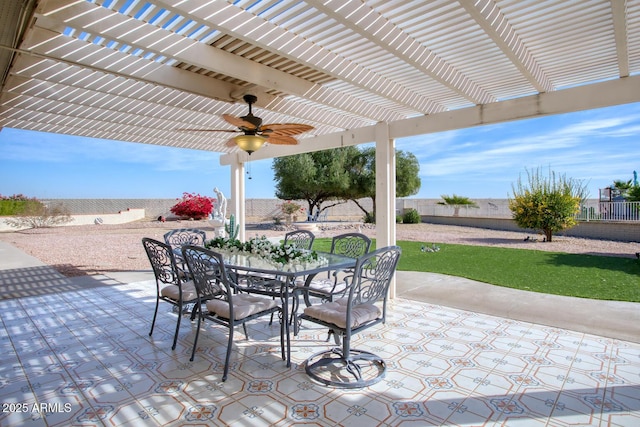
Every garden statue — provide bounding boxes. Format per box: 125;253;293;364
213;187;227;220
208;187;228;237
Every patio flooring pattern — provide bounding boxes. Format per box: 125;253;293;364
0;278;639;426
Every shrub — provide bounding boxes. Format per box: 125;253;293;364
2;195;72;229
509;168;588;242
279;200;303;216
170;192;214;220
0;194;42;216
402;208;421;224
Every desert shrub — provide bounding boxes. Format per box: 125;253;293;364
279;200;304;216
170;192;214;220
0;194;42;216
509;168;588;242
402;208;421;224
3;196;72;229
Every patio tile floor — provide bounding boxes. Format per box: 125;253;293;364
1;279;639;426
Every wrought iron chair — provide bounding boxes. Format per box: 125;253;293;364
298;233;372;307
251;229;315;325
181;245;284;381
283;229;315;250
163;228;207;273
296;245;401;388
142;238;199;350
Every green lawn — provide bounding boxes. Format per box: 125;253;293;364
312;238;640;302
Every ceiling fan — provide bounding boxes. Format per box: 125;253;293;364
180;94;314;154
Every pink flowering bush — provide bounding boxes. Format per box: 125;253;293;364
170;192;215;220
279;200;304;216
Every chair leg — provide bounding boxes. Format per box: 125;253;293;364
326;329;340;345
280;309;286;361
325;329;332;342
189;310;203;362
223;326;234;382
172;302;182;350
189;303;198;321
242;322;249;339
149;297;160;337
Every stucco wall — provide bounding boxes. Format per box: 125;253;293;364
7;198;635;243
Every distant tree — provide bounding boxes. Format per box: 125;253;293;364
272;147;358;216
627;185;640;202
343;147;421;222
509;168;588;242
273;146;421;223
611;179;633;198
438;194;478;217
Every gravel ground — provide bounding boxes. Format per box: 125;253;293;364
0;220;638;277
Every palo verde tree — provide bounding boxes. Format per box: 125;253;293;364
343;147;421;222
272;146;359;215
508;167;588;242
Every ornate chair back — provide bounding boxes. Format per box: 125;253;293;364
142;237;198;350
330;232;372;258
181;245;283;381
299;245;402;388
284;230;315;250
163;228;206;251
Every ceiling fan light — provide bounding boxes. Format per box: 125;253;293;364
234;134;265;154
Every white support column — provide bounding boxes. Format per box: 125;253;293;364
374;122;397;298
230;158;246;242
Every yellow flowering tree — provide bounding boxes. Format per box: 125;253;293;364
509;168;588;242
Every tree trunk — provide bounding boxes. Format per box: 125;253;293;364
544;229;553;242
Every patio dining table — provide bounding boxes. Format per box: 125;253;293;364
218;250;357;367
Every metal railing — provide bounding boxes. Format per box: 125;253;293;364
577;201;640;222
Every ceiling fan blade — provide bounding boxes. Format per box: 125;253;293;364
265;134;298;145
176;128;239;133
225;138;237;147
223;114;257;130
262;123;314;136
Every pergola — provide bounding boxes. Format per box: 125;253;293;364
1;0;640;252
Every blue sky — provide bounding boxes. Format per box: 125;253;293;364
1;102;639;201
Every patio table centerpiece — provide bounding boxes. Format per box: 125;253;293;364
205;235;322;269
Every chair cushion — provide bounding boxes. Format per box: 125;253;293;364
303;299;381;329
306;278;347;295
206;294;277;320
160;281;197;301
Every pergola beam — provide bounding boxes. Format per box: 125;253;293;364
220;74;640;165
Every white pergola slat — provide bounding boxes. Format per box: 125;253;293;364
2;0;640;295
4;0;634;146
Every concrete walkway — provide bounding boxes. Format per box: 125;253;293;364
396;270;640;343
1;240;638;343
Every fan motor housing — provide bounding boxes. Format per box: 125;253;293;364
241;114;263;130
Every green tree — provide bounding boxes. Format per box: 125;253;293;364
509;168;588;242
343;147;421;221
272;146;358;216
627;185;640;202
611;179;633;198
272;146;421;222
438;194;478;217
